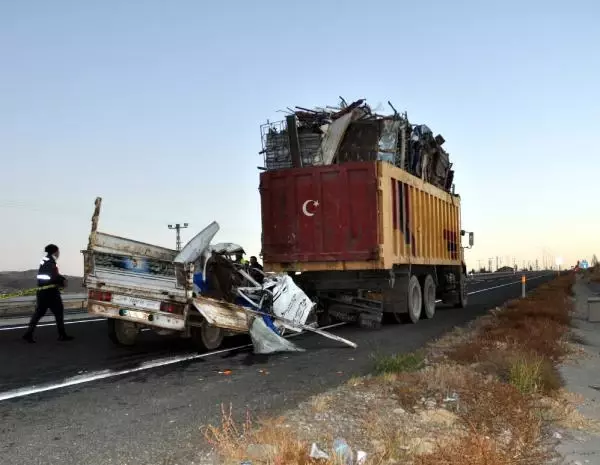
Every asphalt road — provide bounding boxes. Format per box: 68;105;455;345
0;271;557;465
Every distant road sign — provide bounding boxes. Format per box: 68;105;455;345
580;260;589;269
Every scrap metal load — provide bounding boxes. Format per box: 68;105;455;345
260;97;454;192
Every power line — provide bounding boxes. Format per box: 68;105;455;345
168;223;189;251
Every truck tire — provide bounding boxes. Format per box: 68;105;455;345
421;274;436;319
108;319;138;346
406;275;423;323
191;324;224;351
454;274;468;308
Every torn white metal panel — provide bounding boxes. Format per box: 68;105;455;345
192;297;249;333
249;317;305;354
261;274;315;332
316;110;356;165
93;232;177;261
174;221;220;264
209;242;245;255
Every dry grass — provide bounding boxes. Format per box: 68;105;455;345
414;434;515;465
507;351;563;395
309;394;333;414
203;274;577;465
448;276;574;370
204;404;319;465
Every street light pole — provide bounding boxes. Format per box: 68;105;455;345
168;223;189;251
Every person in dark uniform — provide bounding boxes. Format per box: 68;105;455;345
249;255;264;285
22;244;74;343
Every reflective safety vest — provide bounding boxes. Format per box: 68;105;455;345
37;255;66;288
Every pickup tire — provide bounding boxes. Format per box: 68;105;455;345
191;324;224;351
108;319;138;346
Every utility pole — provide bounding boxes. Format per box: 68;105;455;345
496;256;499;271
168;223;189;251
488;258;493;272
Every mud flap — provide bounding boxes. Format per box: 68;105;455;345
191;297;249;333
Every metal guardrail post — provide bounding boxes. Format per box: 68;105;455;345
521;274;526;298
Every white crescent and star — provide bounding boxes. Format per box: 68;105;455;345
302;199;319;217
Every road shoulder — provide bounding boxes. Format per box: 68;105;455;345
553;276;600;464
205;275;575;464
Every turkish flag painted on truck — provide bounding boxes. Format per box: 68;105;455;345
259;161;379;264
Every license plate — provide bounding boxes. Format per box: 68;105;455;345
121;309;148;321
112;295;160;311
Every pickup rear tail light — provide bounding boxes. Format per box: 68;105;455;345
160;302;184;315
88;289;112;302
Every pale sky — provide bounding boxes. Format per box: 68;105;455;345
1;0;598;276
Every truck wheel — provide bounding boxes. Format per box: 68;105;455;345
421;274;436;319
108;319;138;346
406;275;423;323
191;324;224;351
454;274;468;308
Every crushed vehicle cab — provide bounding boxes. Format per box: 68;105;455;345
81;197;315;351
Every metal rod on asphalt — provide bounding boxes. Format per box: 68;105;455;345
521;274;526;298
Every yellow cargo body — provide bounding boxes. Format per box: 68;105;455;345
377;161;462;269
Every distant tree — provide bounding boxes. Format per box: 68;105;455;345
592;254;599;267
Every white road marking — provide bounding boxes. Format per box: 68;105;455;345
0;322;346;402
467;273;551;295
0;273;556;402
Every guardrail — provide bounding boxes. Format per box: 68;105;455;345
0;293;87;306
0;299;88;317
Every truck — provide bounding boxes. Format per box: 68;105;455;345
81;197;252;349
258;98;474;328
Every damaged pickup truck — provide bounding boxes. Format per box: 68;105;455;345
81;197;318;351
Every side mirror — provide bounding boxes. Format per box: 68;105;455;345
468;232;474;247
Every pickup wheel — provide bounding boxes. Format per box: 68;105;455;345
421;274;436;319
108;319;138;346
191;324;224;351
